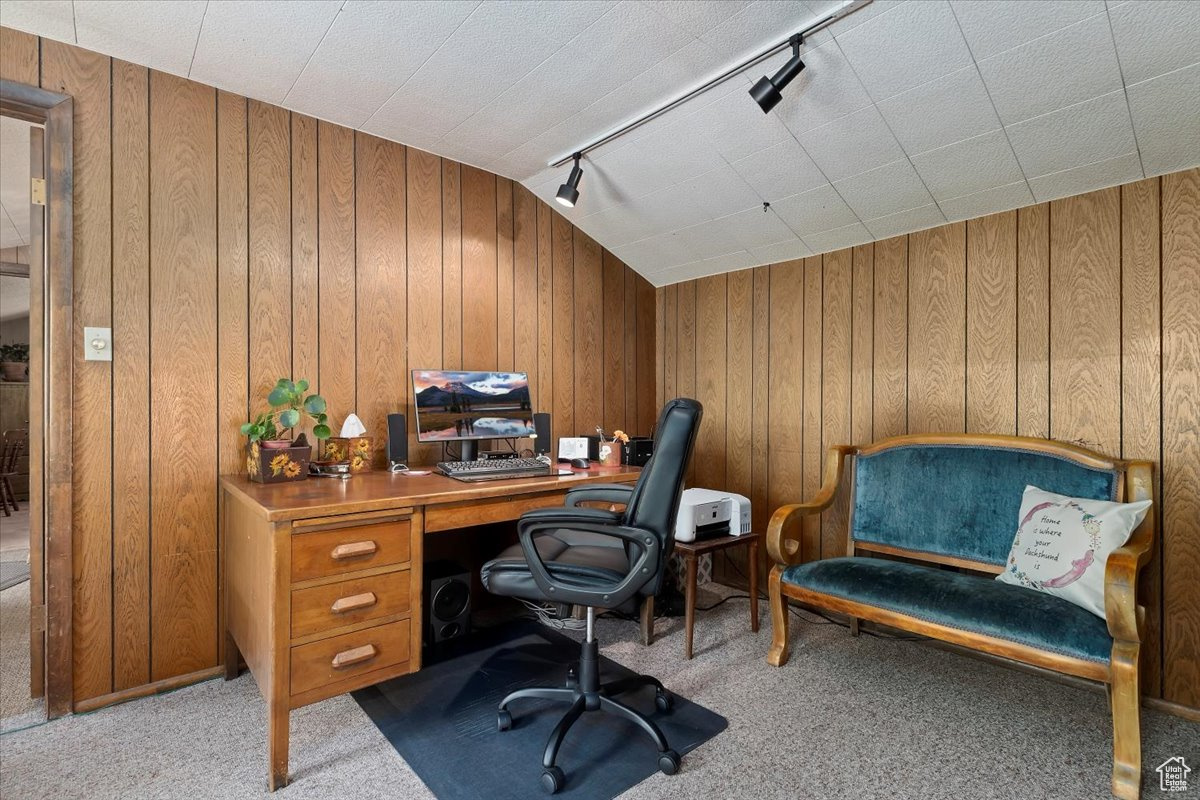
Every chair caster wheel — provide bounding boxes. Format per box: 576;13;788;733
655;689;674;713
541;765;565;794
658;749;681;775
497;710;512;731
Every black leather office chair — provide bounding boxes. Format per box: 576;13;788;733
480;398;702;794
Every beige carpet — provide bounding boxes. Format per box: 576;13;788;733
1;579;41;732
0;586;1196;799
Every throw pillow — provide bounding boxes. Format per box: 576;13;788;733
996;485;1151;618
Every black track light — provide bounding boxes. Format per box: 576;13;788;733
556;153;583;208
750;34;805;114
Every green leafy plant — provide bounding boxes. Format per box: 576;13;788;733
0;343;29;363
240;378;331;443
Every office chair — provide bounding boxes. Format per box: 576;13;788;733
480;398;702;794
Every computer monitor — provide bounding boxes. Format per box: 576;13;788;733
411;370;536;460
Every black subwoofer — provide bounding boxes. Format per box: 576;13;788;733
425;560;471;644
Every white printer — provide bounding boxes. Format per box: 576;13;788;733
674;488;752;543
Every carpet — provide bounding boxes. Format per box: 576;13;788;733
0;559;29;591
353;620;727;800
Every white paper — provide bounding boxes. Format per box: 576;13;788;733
557;437;589;460
339;413;367;438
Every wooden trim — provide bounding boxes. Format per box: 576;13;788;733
72;666;223;714
1;78;74;720
852;540;1004;575
290;508;413;532
854;432;1125;471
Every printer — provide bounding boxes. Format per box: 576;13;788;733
674;488;752;543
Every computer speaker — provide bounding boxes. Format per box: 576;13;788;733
387;413;408;470
424;560;471;645
533;413;552;456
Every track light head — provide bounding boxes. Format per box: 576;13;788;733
556;153;583;208
750;34;805;114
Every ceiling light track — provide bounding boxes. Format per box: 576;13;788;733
547;0;873;169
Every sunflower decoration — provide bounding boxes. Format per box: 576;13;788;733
351;454;366;472
283;460;302;479
269;453;291;476
246;454;259;477
352;438;371;458
324;440;347;461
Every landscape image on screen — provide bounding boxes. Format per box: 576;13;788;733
412;370;535;441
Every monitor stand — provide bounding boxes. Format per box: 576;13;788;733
457;439;479;462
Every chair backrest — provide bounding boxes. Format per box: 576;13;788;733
623;398;703;588
850;435;1123;570
1;430;26;473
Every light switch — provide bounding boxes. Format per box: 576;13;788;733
84;326;112;361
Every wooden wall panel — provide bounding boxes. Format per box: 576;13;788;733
461;165;497;370
851;244;874;443
355;133;406;466
800;258;822;561
496;178;515;372
768;260;803;554
636;274;657;434
43;40;113;702
149;71;217;680
0;26;38;84
405;149;442;465
573;231;603;432
603;250;625;431
552;214;574;436
751;267;771;534
1016;204;1050;438
111;59;150;691
966;212;1017;433
622;265;637;431
655;288;665;411
247;101;291;403
677;281;697;481
1162;168;1200;707
536;202;554;416
317;122;356;421
908;224;966;433
726;270;754;503
694;274;727;490
291;115;318;396
873;236;907;438
1050;188;1121;453
513;186;538;379
663;285;677;402
441;161;462;369
821;250;852;558
216;93;248;476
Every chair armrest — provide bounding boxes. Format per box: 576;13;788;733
1105;461;1155;643
564;484;634;508
517;510;659;608
766;445;853;567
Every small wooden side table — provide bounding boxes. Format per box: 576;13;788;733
640;532;761;659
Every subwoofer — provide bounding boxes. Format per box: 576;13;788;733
424;560;471;644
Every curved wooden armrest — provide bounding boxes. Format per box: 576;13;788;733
1105;461;1155;643
766;445;854;567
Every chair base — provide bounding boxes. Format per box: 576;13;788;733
496;637;681;794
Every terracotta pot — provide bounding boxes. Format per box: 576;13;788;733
262;439;293;450
1;362;26;382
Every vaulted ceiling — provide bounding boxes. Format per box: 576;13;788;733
3;0;1198;285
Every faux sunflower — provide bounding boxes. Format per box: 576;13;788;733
269;453;290;476
283;460;302;478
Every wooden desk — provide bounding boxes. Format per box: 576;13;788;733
219;465;640;791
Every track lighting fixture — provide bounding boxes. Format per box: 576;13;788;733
750;34;805;114
556;153;583;208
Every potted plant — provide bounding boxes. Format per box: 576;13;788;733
241;379;331;483
0;342;29;382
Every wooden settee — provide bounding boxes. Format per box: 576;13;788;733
766;434;1155;800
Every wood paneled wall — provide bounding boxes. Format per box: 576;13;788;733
0;28;656;705
658;169;1200;709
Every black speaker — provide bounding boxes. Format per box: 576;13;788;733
533;413;552;457
387;413;408;469
424;560;470;644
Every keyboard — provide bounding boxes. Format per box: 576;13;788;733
436;457;556;482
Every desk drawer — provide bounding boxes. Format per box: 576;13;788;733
424;491;570;532
291;570;411;639
291;519;411;582
290;618;411;697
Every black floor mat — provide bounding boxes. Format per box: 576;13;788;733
353;620;727;800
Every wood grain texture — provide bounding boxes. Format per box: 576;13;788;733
768;260;804;552
655;287;665;411
821;250;852;558
1050;187;1121;453
355;133;406;467
318;122;356;422
726;269;753;502
0;25;38;84
111;59;150;691
573;230;603;432
1121;176;1162;697
603;250;625;431
677;281;697;482
851;244;874;443
966;211;1017;434
873;236;908;438
552;213;574;436
695;274;727;490
751;266;771;534
496;177;514;371
248;101;291;404
1162;168;1200;706
636;273;656;434
512;186;538;379
149;71;217;681
217;92;248;476
291;115;318;400
461;165;497;370
622;264;637;432
908;224;966;434
404;149;442;465
1017;204;1050;438
536;201;554;416
801;258;822;560
441;160;462;369
663;284;677;402
42;39;113;702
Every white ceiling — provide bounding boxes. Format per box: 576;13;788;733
2;0;1198;286
0;117;34;250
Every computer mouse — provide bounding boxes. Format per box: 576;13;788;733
570;458;591;469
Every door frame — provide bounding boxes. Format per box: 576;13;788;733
1;78;73;718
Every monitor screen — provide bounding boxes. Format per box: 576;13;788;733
411;370;536;442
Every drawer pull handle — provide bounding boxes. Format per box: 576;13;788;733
331;540;377;560
330;592;377;615
331;644;377;669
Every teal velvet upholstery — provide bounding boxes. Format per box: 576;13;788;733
851;444;1119;566
782;557;1112;663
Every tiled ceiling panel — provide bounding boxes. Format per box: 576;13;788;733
4;0;1200;286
